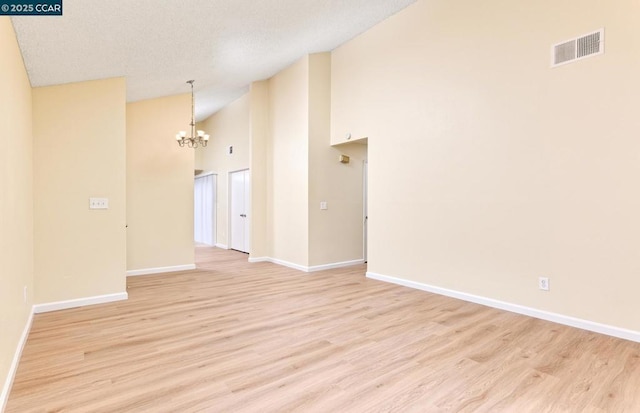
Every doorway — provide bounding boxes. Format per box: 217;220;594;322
194;173;216;246
229;169;250;253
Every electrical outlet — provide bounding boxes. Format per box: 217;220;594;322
538;277;550;291
320;201;328;210
89;197;109;209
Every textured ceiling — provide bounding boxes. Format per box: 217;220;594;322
11;0;416;120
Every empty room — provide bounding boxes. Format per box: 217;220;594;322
2;0;640;411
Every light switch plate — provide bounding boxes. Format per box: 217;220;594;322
89;197;109;209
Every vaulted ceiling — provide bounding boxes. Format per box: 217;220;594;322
11;0;415;120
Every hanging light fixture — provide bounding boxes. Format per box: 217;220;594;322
176;80;209;148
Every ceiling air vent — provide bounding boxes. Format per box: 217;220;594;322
551;29;604;67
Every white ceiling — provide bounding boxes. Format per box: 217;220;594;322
11;0;415;120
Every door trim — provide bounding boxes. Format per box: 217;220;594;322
363;160;368;262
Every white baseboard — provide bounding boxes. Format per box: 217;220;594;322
1;307;34;412
248;257;364;273
366;271;640;343
33;292;128;314
308;259;365;272
248;256;308;272
215;243;229;250
126;264;196;277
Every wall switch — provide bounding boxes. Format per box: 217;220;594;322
89;197;109;209
538;277;550;291
320;201;328;210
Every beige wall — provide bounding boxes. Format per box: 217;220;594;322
332;0;640;331
266;57;310;265
308;53;367;266
249;81;270;259
196;93;250;247
246;55;367;267
0;17;34;406
126;95;195;271
310;140;368;266
33;78;126;304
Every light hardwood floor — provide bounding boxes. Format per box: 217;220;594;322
7;246;640;412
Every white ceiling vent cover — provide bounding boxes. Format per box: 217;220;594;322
551;29;604;67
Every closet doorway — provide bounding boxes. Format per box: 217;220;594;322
194;173;216;246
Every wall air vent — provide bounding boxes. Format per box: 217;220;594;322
551;29;604;67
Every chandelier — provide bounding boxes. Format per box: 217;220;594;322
175;80;209;148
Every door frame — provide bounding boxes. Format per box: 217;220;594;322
363;160;368;262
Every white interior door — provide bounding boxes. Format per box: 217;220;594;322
230;169;250;253
194;174;216;246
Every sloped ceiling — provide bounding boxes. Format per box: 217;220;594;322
11;0;415;120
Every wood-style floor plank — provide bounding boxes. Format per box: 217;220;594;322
7;246;640;412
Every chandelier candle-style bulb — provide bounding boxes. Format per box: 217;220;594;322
175;80;209;148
